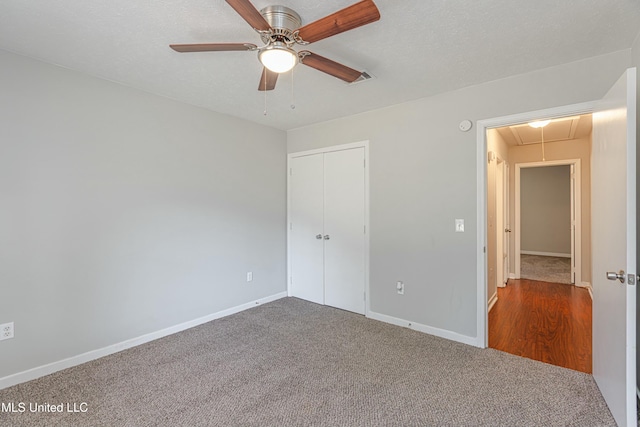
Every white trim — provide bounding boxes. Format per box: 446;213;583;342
367;311;479;347
515;159;582;285
488;292;498;312
576;281;593;299
508;273;516;280
287;141;370;316
476;101;596;348
520;250;571;258
577;281;592;289
0;292;287;391
288;141;368;158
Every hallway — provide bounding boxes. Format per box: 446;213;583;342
488;279;591;373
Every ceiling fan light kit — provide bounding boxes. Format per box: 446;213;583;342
258;42;298;73
170;0;381;91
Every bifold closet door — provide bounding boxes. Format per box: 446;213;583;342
289;154;324;304
324;148;365;314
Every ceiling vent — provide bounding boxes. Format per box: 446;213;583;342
350;71;374;85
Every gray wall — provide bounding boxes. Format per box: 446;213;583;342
287;50;631;339
520;166;571;255
0;50;287;379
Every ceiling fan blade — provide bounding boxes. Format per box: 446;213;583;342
258;67;278;91
296;0;380;44
299;51;363;83
170;43;257;53
226;0;272;32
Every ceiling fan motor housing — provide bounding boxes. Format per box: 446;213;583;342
259;5;302;44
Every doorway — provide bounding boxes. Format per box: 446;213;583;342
515;160;581;286
481;110;593;372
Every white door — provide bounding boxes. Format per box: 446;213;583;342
324;148;366;314
592;68;636;427
503;162;510;285
289;154;324;304
496;159;505;287
570;164;576;283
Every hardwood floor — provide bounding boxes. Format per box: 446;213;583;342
488;279;592;373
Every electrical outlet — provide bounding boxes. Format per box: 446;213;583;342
246;272;253;282
0;322;14;341
396;281;404;295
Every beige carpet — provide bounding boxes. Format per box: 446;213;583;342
520;254;572;284
0;297;615;426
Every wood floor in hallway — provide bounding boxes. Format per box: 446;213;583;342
488;279;592;373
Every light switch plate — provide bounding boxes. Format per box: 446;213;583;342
455;219;464;232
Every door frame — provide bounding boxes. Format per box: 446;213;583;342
514;159;582;286
286;140;371;315
475;101;595;347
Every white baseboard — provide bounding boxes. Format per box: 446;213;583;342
0;292;287;391
508;273;516;280
520;250;571;258
488;292;498;312
575;282;593;299
367;311;479;348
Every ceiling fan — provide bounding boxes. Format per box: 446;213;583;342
170;0;380;91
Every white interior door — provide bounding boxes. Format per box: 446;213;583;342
592;68;636;427
324;148;366;314
570;164;576;283
496;159;505;287
503;163;510;284
289;154;324;304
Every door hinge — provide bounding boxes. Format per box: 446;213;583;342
483;246;486;253
628;274;636;286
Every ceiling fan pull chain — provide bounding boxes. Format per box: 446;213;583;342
541;126;545;161
264;73;268;116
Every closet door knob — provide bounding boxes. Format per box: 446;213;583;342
316;234;323;240
324;235;330;240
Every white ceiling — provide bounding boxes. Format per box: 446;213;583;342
1;1;639;131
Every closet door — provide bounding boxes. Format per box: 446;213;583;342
324;148;365;314
289;154;324;304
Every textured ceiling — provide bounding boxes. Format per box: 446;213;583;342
0;1;639;130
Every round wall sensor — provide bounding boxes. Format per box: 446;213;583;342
459;120;472;132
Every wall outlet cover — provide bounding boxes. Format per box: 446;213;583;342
0;322;14;341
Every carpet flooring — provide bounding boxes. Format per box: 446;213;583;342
0;297;615;426
520;254;572;284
